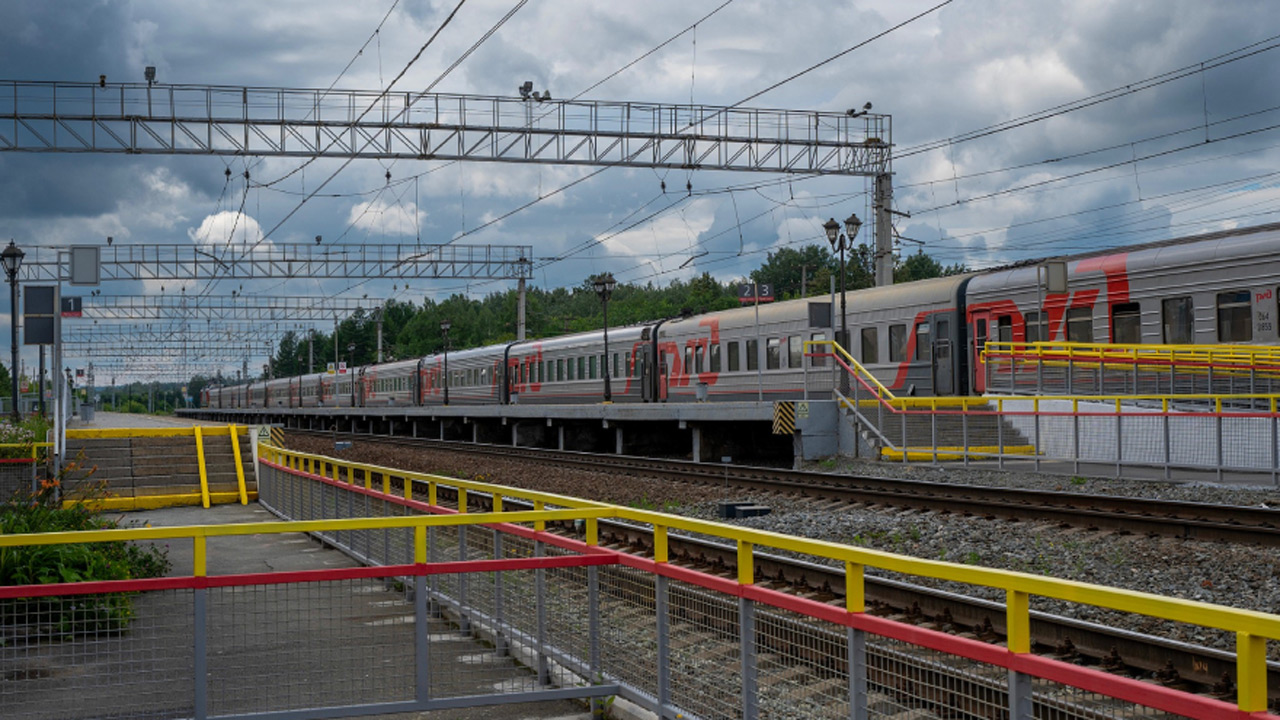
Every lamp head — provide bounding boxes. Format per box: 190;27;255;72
440;319;451;333
1;240;24;279
822;218;840;247
844;213;863;240
592;273;616;298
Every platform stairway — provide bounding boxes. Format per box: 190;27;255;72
62;427;255;505
849;400;1035;460
805;341;1036;462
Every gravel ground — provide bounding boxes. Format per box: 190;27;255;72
286;435;1280;657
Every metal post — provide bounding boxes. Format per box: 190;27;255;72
740;597;758;720
656;574;671;716
1008;669;1032;719
415;574;431;704
535;541;549;685
4;243;21;423
588;565;603;717
848;627;868;720
493;531;508;656
193;588;208;720
38;345;45;418
517;276;527;341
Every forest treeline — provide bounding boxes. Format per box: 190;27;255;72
182;245;964;400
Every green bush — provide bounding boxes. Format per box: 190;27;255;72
0;473;170;638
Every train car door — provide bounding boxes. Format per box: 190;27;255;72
932;318;954;395
970;312;990;393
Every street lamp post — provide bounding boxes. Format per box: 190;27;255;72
592;273;616;402
824;214;862;389
439;320;451;406
2;241;24;422
347;343;356;405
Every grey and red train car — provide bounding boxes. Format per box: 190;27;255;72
203;223;1280;409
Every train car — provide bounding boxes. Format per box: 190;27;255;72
505;325;654;404
965;223;1280;392
430;343;509;405
842;274;974;396
655;299;822;402
357;358;420;407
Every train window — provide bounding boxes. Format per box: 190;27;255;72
1217;291;1252;342
810;332;827;367
996;316;1013;343
624;352;632;377
889;324;907;362
861;328;878;364
766;338;782;369
1111;302;1142;344
1161;297;1194;344
1066;308;1092;343
915;323;931;360
709;344;721;372
746;339;759;371
728;342;740;371
1024;312;1045;343
555;359;562;381
577;356;585;380
686;345;696;374
788;336;802;368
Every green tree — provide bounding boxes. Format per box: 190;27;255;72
894;249;968;283
751;245;835;299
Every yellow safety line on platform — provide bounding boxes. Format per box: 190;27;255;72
880;445;1037;461
65;491;255;512
194;426;210;509
230;424;247;505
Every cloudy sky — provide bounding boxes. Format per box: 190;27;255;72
1;0;1278;381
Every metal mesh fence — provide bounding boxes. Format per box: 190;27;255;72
0;458;35;500
250;458;1247;719
1;589;195;720
206;579;416;715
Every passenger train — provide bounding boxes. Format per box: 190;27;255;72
204;223;1280;410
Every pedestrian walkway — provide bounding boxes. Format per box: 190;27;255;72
67;410;230;430
126;499;599;717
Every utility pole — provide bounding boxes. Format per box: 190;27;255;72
308;331;314;374
376;306;384;363
874;173;894;287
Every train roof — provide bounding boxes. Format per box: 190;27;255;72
983;221;1280;271
970;222;1280;292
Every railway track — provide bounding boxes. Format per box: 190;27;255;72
288;429;1278;708
293;429;1280;547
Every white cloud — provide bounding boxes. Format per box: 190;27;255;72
346;200;426;237
187;211;265;249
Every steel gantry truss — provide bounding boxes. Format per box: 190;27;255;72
0;81;890;176
74;294;386;321
16;243;532;283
